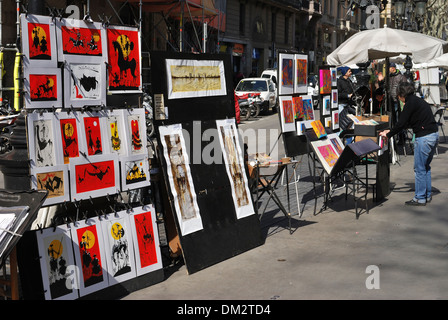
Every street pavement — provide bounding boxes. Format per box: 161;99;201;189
122;114;448;301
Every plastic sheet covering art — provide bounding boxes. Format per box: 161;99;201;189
159;124;203;236
216;119;255;220
36;225;79;300
107;25;142;93
165;58;226;100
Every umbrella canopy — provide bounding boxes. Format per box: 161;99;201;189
422;53;448;68
327;26;448;66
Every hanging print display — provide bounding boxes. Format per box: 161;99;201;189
310;139;340;174
20;14;57;68
36;225;79;300
24;68;62;109
279;53;294;95
124;108;147;155
159;124;203;236
27;112;62;168
330;67;337;87
120;154;150;191
294;54;308;94
279;96;295;133
165;59;227;100
319;69;332;94
56;19;106;61
57;111;84;164
31;165;70;206
63;61;106;108
101;211;137;285
104;109;128;156
129;206;162;277
332;89;338;109
216;119;255;220
71;217;108;297
322;95;331;116
332;110;340;130
107;25;142;93
69;154;119;201
293;96;303;119
81;112;107;157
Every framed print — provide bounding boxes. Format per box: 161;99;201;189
101;211;137;285
71;217;108;297
79;111;109;157
27;112;62;168
165;58;227;100
332;110;340;130
327;133;344;156
331;89;338;109
36;225;79;300
319;69;332;95
279;96;295;133
107;25;142;93
24;68;62;109
104;109;128;156
310;139;340;174
129;205;163;277
124;108;147;156
56;111;85;164
294;54;308;94
31;165;70;206
302;95;315;121
20;14;57;68
56;18;106;62
279;53;294;95
216;119;255;220
330;67;337;87
292;96;303;119
323;117;331;128
296;121;307;136
159;124;203;236
120;154;151;191
69;153;120;201
63;61;107;108
322;95;331;116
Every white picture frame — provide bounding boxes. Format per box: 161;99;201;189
278;53;295;95
26;111;63;168
36;225;79;300
69;153;120;201
24;67;63;109
55;111;86;165
31;164;70;207
20;14;58;69
322;95;331;116
128;205;163;277
63;61;107;108
55;18;106;63
159;123;203;236
120;154;151;192
279;95;296;133
100;211;137;285
103;109;129;157
71;217;109;297
123;108;147;156
294;54;308;94
216;119;255;220
78;110;110;157
165;58;227;100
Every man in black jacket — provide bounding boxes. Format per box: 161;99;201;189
379;82;439;206
337;66;357;133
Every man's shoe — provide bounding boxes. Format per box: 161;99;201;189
405;199;426;206
426;196;432;203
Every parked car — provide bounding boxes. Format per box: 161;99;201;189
261;68;278;86
235;77;278;113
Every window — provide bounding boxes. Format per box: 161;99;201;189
271;13;276;42
239;3;245;35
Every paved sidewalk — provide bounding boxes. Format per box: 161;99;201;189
122;135;448;300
